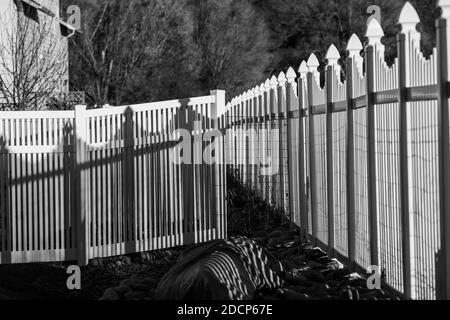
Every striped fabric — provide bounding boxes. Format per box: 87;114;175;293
204;237;285;300
156;237;286;300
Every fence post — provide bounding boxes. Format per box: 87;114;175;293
307;56;318;244
398;15;415;297
286;68;298;225
210;90;227;239
277;72;288;214
269;76;279;207
298;62;309;242
74;105;89;266
325;46;340;256
437;2;450;299
346;55;356;271
365;45;379;269
346;35;362;270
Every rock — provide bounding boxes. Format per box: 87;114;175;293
100;288;120;300
122;256;132;265
139;252;148;262
90;259;100;267
327;259;344;271
124;291;147;300
345;272;363;281
306;248;328;261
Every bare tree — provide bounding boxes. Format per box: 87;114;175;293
68;0;195;107
0;1;68;110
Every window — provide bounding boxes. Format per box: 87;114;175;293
22;1;39;23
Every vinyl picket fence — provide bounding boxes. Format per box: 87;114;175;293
0;91;227;266
225;1;450;300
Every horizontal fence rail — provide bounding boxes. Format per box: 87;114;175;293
0;91;227;265
225;1;450;300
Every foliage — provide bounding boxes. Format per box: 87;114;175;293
61;0;441;106
252;0;439;72
227;170;286;237
63;0;270;107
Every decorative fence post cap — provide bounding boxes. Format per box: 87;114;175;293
399;2;420;32
286;67;297;83
278;71;287;85
366;18;385;45
270;75;278;89
260;82;267;92
254;85;260;96
307;53;320;71
347;34;363;56
264;79;271;91
298;60;309;77
247;89;255;99
326;44;341;66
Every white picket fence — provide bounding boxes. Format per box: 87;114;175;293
0;91;227;266
226;1;450;300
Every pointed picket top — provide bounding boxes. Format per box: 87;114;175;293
270;75;278;90
248;89;255;99
260;82;268;93
366;18;384;46
298;60;309;80
264;79;271;92
347;34;363;57
307;53;320;72
286;67;297;83
326;44;340;66
399;2;420;28
399;2;420;38
254;85;261;96
278;71;287;87
440;0;450;19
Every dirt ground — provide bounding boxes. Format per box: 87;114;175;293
0;251;181;300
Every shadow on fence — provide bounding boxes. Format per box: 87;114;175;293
0;98;224;264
